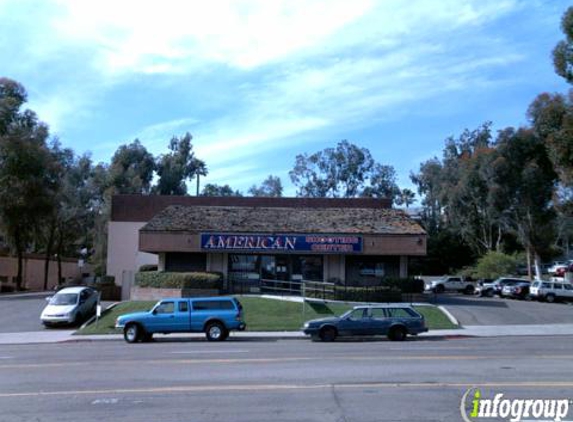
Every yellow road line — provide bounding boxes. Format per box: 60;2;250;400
1;354;573;370
1;381;573;399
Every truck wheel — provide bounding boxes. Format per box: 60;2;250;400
205;322;227;341
124;323;142;343
464;285;475;295
545;294;556;303
434;285;445;294
388;326;407;341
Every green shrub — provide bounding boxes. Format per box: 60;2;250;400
473;251;518;279
135;272;223;289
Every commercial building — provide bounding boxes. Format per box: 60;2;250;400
108;195;426;295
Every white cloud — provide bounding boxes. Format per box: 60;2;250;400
1;0;532;189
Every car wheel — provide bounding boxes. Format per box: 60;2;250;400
319;326;337;342
388;326;407;341
124;323;142;343
546;294;556;303
434;285;445;294
205;322;227;341
486;289;494;298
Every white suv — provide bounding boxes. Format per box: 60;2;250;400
529;281;573;303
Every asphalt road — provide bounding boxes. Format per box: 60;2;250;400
0;336;573;421
0;294;114;333
433;294;573;326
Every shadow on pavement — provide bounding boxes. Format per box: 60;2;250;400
433;295;509;308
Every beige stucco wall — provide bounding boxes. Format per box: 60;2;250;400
107;221;158;286
0;256;86;291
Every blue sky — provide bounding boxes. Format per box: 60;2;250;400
0;0;570;197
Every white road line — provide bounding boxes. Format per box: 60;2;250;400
170;350;249;354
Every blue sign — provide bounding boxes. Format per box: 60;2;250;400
201;233;362;254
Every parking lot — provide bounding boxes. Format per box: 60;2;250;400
0;293;113;333
433;293;573;326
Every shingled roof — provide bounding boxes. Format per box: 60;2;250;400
141;205;425;235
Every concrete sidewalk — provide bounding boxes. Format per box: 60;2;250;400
2;324;573;345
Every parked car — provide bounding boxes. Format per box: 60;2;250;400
115;297;246;343
475;277;527;297
547;261;571;276
500;281;531;300
424;276;475;294
302;304;428;342
529;281;573;303
41;286;99;327
555;262;573;278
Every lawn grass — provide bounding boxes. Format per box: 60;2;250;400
77;301;155;335
76;297;457;335
413;305;457;330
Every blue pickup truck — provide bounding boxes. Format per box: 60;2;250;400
115;297;246;343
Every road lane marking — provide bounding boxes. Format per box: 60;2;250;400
170;350;250;354
2;381;573;399
1;354;573;369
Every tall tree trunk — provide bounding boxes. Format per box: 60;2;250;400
14;228;23;291
526;247;532;281
57;229;64;286
16;248;23;291
533;253;542;281
43;222;56;291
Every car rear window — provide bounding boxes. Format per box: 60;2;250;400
193;300;235;311
386;308;417;318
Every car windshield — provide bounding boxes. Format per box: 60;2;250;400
341;308;365;320
49;293;78;306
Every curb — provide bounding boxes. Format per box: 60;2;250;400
437;305;460;326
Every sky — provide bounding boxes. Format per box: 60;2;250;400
0;0;571;198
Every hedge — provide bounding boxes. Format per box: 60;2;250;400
138;264;158;272
305;278;423;302
134;271;223;289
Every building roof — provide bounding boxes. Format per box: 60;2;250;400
111;195;392;222
141;205;426;235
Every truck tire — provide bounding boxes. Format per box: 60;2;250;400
205;322;228;341
434;284;445;294
464;285;475;295
545;294;556;303
124;323;142;343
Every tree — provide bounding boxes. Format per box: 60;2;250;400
154;133;207;195
289;140;398;201
201;183;242;197
410;158;443;233
490;127;558;278
0;78;57;290
108;139;155;194
248;175;283;197
527;91;573;188
553;6;573;84
394;188;416;209
472;251;518;280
